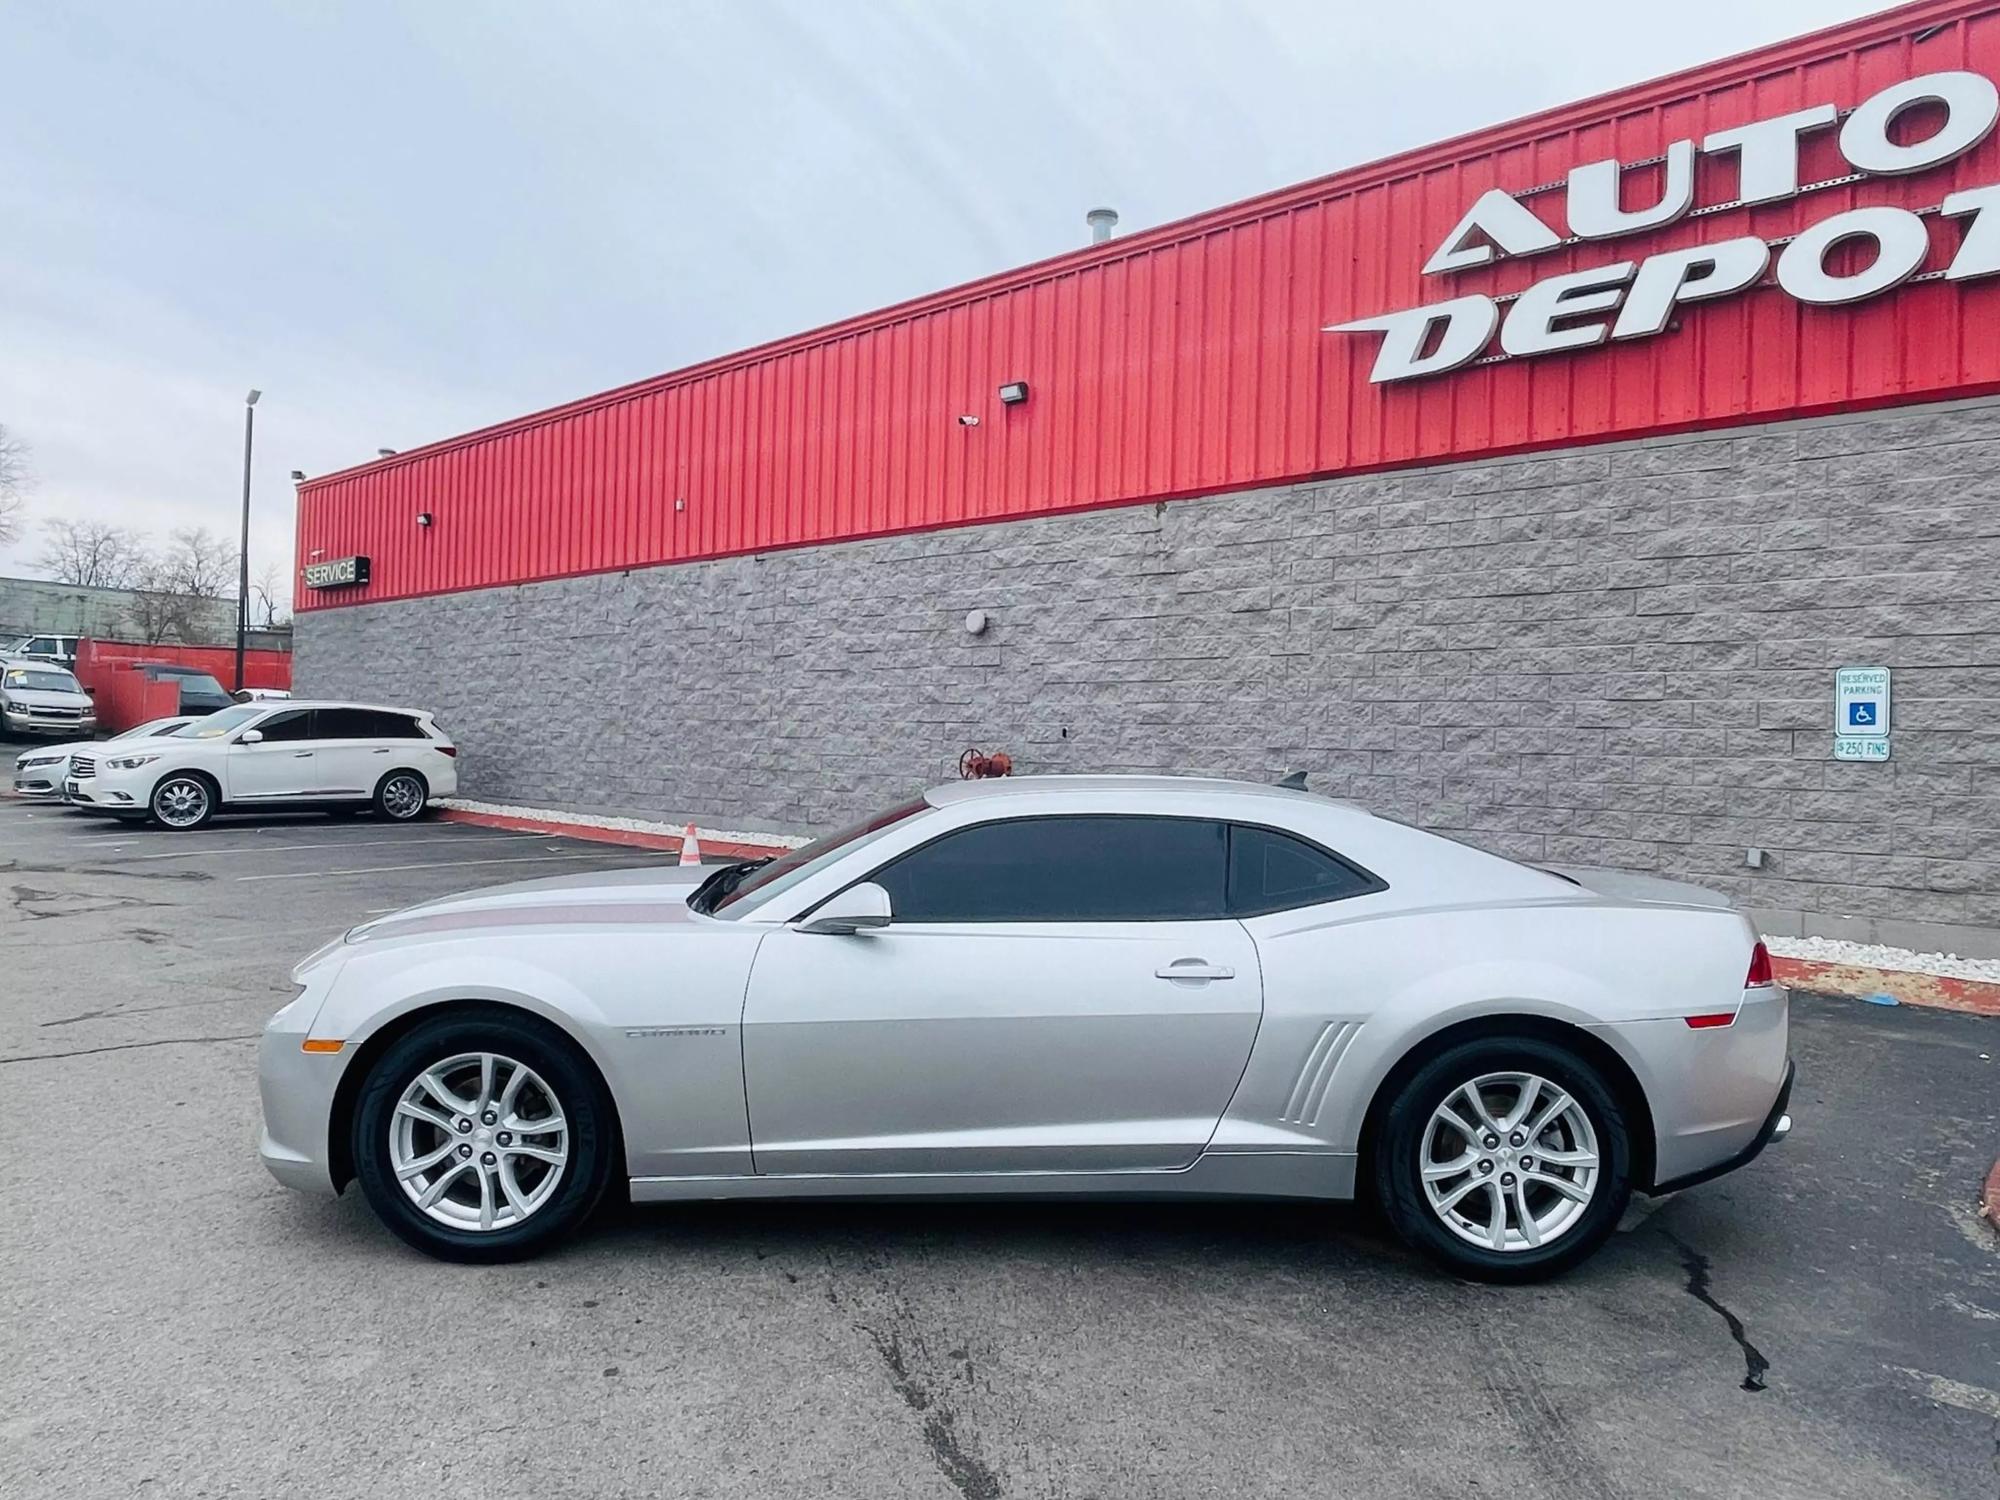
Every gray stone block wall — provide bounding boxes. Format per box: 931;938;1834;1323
297;394;2000;950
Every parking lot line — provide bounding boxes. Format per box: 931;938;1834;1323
234;851;652;881
112;832;560;861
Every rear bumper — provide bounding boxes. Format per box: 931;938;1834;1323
1649;1059;1794;1195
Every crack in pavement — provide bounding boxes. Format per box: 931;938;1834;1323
1666;1231;1770;1392
0;1034;261;1066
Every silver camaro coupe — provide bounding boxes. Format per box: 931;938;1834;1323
260;775;1792;1280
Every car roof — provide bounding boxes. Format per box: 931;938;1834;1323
923;773;1362;812
245;699;434;716
1;655;77;670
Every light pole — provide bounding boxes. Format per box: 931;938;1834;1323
235;389;260;692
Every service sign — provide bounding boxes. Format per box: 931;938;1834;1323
304;555;370;589
1330;71;2000;382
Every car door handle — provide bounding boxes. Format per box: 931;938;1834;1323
293;751;313;758
371;747;391;754
1155;960;1235;982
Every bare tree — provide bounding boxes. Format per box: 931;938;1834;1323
150;525;238;599
125;586;203;645
37;518;149;590
250;560;293;630
0;424;27;547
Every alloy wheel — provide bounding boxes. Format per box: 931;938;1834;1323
154;778;210;828
381;774;425;819
390;1052;569;1232
1419;1071;1600;1253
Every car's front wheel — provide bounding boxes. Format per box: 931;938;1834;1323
149;772;217;831
351;1009;616;1262
1373;1036;1631;1283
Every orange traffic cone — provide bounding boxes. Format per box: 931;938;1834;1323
679;823;703;866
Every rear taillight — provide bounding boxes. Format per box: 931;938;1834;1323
1745;940;1773;988
1684;1012;1736;1029
438;745;458;757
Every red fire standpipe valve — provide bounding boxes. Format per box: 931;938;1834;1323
958;748;1014;779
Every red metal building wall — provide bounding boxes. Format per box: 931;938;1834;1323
297;0;2000;611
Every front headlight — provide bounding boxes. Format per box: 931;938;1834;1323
19;754;60;769
104;753;163;770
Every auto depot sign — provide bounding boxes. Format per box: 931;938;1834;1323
1331;70;2000;383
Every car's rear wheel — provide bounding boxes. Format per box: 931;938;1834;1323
374;770;430;821
149;772;217;831
1373;1036;1630;1283
351;1009;616;1262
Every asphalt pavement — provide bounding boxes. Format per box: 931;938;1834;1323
1;795;1996;1500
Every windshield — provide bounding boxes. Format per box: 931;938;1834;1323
709;798;930;917
115;717;188;742
3;666;81;694
172;705;262;739
161;672;228;697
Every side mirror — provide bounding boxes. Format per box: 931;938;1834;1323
795;882;892;936
238;729;264;745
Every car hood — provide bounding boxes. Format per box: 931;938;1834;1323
3;688;92;710
345;864;715;945
14;739;90;763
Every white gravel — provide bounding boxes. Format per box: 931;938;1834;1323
1765;934;2000;985
438;797;809;851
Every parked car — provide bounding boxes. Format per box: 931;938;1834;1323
132;663;234;715
0;634;80;668
232;687;292;703
11;714;200;800
66;700;457;829
0;657;96;739
259;774;1791;1280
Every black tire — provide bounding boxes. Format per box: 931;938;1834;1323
148;770;218;831
352;1008;617;1263
1372;1036;1631;1283
373;769;431;821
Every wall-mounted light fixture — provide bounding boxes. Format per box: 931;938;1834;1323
416;511;434;528
289;470;306;482
377;448;398;458
998;381;1029;405
957;414;981;427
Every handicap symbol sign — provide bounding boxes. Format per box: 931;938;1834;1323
1848;701;1877;727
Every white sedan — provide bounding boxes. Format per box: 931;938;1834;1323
259;774;1791;1281
67;700;457;829
10;715;199;801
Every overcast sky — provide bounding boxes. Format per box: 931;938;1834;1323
0;0;1885;604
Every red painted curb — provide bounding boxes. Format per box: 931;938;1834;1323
1982;1158;2000;1237
439;807;791;861
1773;957;2000;1017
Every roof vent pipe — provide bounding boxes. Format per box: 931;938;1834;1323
1086;207;1119;245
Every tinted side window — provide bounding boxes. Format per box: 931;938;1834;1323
254;710;312;743
871;816;1228;923
313;707;417;738
1227;825;1380;914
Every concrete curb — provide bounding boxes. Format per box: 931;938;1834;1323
1773;957;2000;1017
438;807;792;861
1983;1158;2000;1238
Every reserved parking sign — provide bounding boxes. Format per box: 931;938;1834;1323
1833;667;1891;762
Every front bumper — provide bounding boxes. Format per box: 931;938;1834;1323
258;999;348;1197
11;767;67;798
62;764;149;813
3;713;94;737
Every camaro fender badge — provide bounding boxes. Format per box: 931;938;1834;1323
624;1027;728;1039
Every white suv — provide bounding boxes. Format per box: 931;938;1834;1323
65;700;459;830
